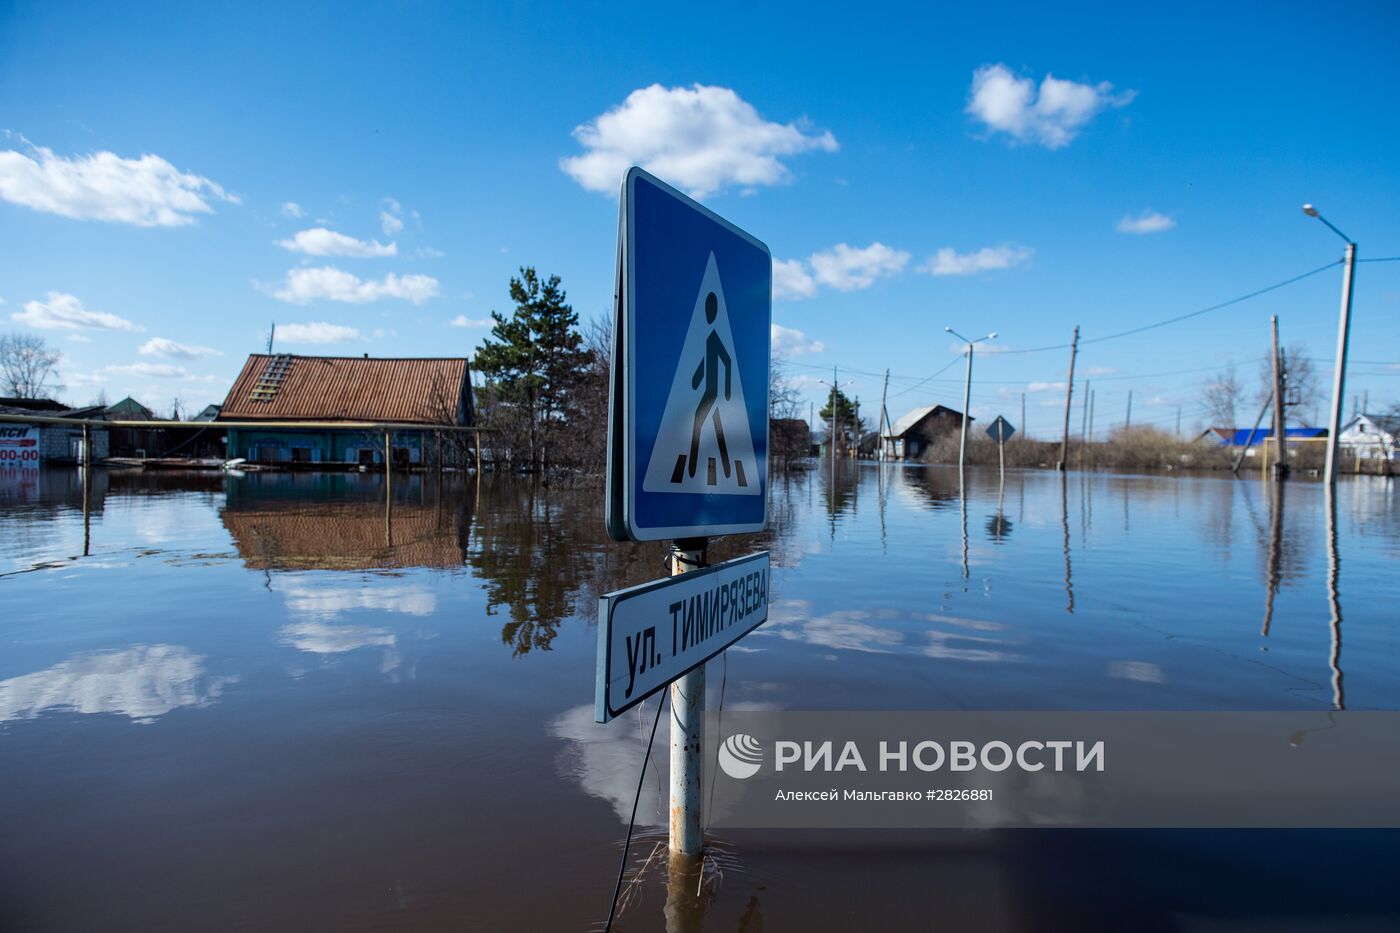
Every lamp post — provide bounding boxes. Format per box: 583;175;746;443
1302;204;1356;485
945;326;997;482
816;372;856;461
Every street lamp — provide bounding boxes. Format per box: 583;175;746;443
816;369;856;462
945;326;998;481
1301;203;1357;485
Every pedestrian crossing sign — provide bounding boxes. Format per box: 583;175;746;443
607;167;771;541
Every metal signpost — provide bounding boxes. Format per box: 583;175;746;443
599;167;772;864
986;415;1016;482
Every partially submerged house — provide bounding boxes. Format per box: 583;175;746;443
1338;413;1398;461
0;398;110;463
882;405;970;461
217;354;473;466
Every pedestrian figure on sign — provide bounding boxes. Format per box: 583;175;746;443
689;291;732;480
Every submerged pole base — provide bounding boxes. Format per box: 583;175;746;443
668;540;707;859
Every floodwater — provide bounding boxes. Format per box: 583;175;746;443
1;462;1398;932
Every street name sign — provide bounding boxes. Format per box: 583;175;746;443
606;167;772;542
595;551;769;723
985;416;1016;443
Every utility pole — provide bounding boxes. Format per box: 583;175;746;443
959;345;972;478
1301;204;1356;486
854;396;862;458
1020;392;1026;441
1125;390;1133;432
1087;389;1095;466
829;365;839;461
1057;325;1079;471
1080;378;1091;451
946;326;997;482
877;369;890;461
1271;315;1288;479
1176;406;1182;438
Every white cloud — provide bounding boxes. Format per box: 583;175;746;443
561;83;838;197
1086;365;1119;376
999;380;1065;397
450;314;490;328
281;201;305;218
139;337;220;359
278;227;396;258
772;258;818;300
12;292;139;331
269;266;439;305
274;322;362;344
380;197;404;235
809;242;910;291
106;362;191;378
924;244;1033;277
0;142;236;226
1116;210;1175;234
771;323;824;357
949;341;1014;356
966;64;1134;149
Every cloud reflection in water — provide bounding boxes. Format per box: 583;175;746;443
0;645;237;724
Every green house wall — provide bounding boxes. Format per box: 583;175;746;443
226;428;426;465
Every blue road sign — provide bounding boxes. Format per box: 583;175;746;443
985;416;1016;443
607;167;771;541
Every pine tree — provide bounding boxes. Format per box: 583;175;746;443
819;387;861;453
473;268;588;470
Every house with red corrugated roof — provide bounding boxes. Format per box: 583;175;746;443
217;354;473;466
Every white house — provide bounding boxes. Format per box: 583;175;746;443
1337;413;1398;461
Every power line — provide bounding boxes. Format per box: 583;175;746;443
1078;260;1342;347
886;355;964;400
775;258;1391;399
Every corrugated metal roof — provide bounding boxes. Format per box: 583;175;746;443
219;355;471;424
887;405;968;437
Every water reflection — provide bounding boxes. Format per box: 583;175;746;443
0;645;236;723
222;475;472;571
1326;485;1345;710
1061;473;1074;614
0;465;1394;929
762;600;1017;662
1261;479;1286;637
986;479;1014;543
550;702;666;826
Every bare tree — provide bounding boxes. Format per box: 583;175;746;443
769;360;808;470
1202;364;1244;426
1256;342;1318;419
0;332;63;399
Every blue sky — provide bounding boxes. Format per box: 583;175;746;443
1;0;1398;434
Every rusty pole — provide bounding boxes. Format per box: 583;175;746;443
668;538;707;858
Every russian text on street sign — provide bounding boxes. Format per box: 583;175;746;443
606;167;772;542
595;551;769;723
986;416;1016;443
